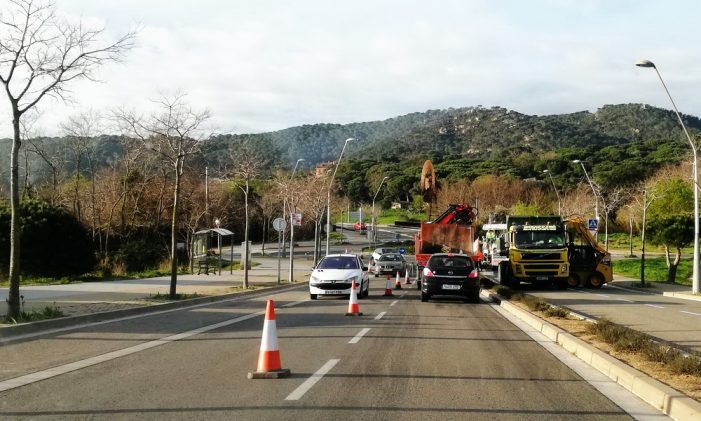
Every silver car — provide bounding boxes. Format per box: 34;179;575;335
371;253;406;277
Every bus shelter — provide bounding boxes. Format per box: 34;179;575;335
192;228;234;275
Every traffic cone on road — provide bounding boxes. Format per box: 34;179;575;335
404;271;411;285
345;280;363;316
394;271;402;290
383;275;393;297
247;300;291;379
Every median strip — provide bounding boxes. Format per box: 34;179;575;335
284;359;340;401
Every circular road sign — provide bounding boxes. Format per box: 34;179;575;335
272;217;287;232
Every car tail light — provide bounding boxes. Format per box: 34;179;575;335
468;269;479;278
423;267;434;277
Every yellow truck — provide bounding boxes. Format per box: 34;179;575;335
487;216;612;289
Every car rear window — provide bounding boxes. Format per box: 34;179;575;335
317;256;359;269
379;254;402;261
428;255;473;269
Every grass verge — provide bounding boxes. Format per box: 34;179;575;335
2;305;65;324
613;257;692;285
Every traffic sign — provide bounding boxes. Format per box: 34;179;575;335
272;217;287;232
399;248;406;254
291;213;302;226
587;218;599;231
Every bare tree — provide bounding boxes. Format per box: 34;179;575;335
0;0;134;317
634;186;659;287
297;175;329;265
115;93;209;298
597;186;628;251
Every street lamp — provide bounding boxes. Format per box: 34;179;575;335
372;176;390;244
326;138;355;255
572;160;599;221
636;59;700;294
287;158;304;283
542;170;561;216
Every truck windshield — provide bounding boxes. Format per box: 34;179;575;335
514;231;565;249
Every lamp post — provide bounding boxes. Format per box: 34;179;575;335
287;158;304;283
326;138;355;256
572;160;598;221
542;170;561;216
372;176;389;245
636;59;699;294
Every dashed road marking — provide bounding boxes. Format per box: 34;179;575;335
595;294;611;298
284;359;340;401
615;298;635;303
389;300;399;307
645;304;665;309
348;328;371;344
374;312;386;320
281;300;307;308
680;310;701;317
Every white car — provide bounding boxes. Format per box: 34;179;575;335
371;247;396;263
309;254;369;300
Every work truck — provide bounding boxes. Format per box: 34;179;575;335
483;215;612;289
414;204;478;270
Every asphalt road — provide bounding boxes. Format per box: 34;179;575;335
523;283;701;353
0;280;662;420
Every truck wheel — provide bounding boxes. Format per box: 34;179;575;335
567;274;580;288
586;273;605;289
310;293;318;300
421;291;430;302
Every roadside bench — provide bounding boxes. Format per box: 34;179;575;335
196;258;214;275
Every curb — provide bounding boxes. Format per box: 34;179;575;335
662;291;701;302
0;282;306;339
483;290;701;421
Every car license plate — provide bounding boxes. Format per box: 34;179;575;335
442;284;461;290
536;276;548;281
324;290;343;294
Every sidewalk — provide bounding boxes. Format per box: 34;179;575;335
0;257;313;318
610;274;701;302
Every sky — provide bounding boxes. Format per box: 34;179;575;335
2;0;701;138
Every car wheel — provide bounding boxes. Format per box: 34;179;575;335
586;273;605;289
310;293;317;300
421;291;430;302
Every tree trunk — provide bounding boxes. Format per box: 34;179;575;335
640;193;647;287
628;216;633;257
313;219;319;265
668;247;681;284
8;110;22;318
604;213;609;251
261;217;266;256
169;158;182;298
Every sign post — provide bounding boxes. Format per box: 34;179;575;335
272;217;287;284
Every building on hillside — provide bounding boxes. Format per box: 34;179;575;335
315;161;336;177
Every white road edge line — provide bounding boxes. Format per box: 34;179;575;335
0;283;305;345
615;298;635;303
595;294;611;298
0;310;266;393
490;304;668;420
348;328;371;344
389;300;399;307
680;310;701;317
284;359;340;401
645;304;665;309
374;312;386;321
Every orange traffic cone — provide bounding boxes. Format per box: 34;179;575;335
247;300;291;379
394;271;402;290
383;275;393;297
345;280;363;316
404;270;411;285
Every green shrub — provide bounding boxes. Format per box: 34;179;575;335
3;305;64;324
114;238;167;273
543;306;570;318
0;200;96;278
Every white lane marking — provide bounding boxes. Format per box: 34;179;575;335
595;294;611;298
284;359;340;401
0;283;305;345
645;304;665;309
400;293;406;297
389;300;398;307
348;328;371;344
374;312;386;321
281;300;307;308
615;298;635;303
0;310;265;393
606;284;656;295
680;310;701;317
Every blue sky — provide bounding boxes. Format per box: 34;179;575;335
2;0;701;137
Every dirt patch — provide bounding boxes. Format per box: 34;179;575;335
509;299;701;402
